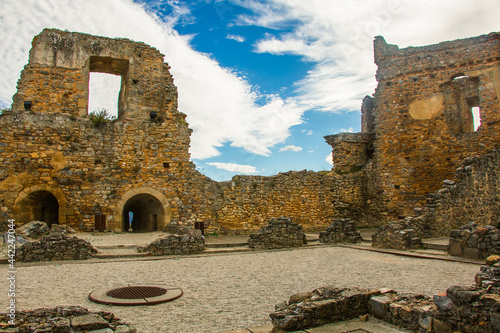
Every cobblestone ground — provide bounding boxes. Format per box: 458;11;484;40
1;247;479;332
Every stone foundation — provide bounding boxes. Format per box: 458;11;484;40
318;218;362;244
247;217;306;250
449;223;500;260
0;306;136;332
137;230;205;255
271;261;500;332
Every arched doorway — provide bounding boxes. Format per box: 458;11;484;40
20;191;59;226
122;194;164;232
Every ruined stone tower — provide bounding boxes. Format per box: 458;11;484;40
327;32;500;222
1;28;195;231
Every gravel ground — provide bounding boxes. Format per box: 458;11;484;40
1;247;479;333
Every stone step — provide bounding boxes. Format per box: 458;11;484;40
206;242;248;248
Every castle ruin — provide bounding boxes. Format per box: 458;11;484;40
1;29;499;235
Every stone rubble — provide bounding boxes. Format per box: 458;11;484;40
137;229;205;256
247;217;307;250
318;218;362;244
16;226;98;262
17;221;49;239
0;306;136;332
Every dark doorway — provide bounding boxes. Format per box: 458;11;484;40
122;194;164;232
23;191;59;226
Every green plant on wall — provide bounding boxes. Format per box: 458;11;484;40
88;108;116;128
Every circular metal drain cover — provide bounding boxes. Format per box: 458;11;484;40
89;285;183;306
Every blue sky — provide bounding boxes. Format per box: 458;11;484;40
0;0;499;181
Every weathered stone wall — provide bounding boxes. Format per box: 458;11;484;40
318;218;362;244
271;263;500;333
137;229;205;255
429;151;500;235
449;223;500;260
371;220;423;250
0;306;136;332
370;33;500;219
13;28;178;120
327;32;500;224
0;110;195;231
211;170;369;232
248;217;306;249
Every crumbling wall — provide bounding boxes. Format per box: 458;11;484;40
12;29;178;120
327;32;500;225
370;33;500;219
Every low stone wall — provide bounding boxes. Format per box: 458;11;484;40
0;306;136;332
319;218;362;244
247;217;306;250
16;228;97;262
270;260;500;332
270;287;386;331
449;223;500;260
371;219;423;250
137;230;205;255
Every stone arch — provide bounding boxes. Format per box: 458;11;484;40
115;187;171;232
13;185;68;226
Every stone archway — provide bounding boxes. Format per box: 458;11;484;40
13;185;68;226
122;194;163;232
115;187;171;232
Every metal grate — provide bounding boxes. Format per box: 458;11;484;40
106;286;167;299
89;284;183;306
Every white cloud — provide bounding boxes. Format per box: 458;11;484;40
0;0;302;160
340;127;354;133
226;34;245;42
236;0;500;113
279;145;302;152
325;152;333;166
206;162;258;174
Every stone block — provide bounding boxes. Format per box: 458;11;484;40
418;316;432;332
433;293;454;311
490;312;500;332
432;318;452;333
370;296;392;318
70;314;110;331
448;240;463;257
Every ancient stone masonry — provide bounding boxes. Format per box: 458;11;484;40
327;32;500;224
318;218;362;244
0;306;136;332
371;220;424;250
449;223;500;260
137;229;205;256
3;29;500;236
271;261;500;332
372;148;500;250
248;217;307;249
16;226;98;261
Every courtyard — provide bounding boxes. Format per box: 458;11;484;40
1;238;479;332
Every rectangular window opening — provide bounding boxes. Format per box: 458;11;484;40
472;106;481;131
88;72;121;119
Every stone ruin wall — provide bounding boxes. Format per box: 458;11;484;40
424;149;500;236
3;28;500;235
0;29;198;232
0;28;369;234
329;32;500;224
